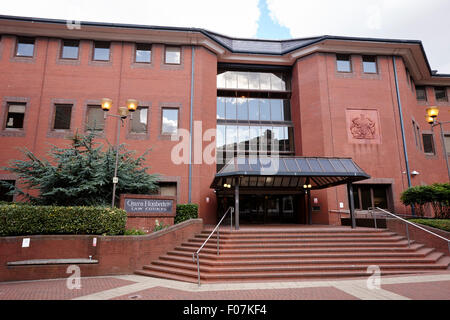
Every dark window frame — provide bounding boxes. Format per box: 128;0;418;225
15;36;35;58
336;54;352;73
164;46;181;65
160;107;179;135
434;87;448;102
135;43;152;64
422;133;436;155
415;86;427;101
362;55;378;74
4;102;26;130
92;41;111;61
60;39;80;60
52;104;73;130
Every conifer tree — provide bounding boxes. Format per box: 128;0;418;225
0;130;159;206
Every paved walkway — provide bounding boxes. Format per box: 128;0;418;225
0;272;449;300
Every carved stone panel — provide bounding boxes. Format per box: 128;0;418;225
346;109;381;144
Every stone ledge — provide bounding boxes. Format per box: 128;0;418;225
7;258;98;266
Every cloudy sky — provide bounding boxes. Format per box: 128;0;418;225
1;0;449;73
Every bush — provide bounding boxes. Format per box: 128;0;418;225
409;219;450;232
0;204;127;236
153;219;169;232
124;228;146;235
400;183;450;218
175;204;198;224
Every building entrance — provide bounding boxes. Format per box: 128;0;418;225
218;194;303;224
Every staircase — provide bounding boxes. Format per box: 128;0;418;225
135;226;450;283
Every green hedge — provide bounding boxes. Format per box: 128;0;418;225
175;204;198;224
0;204;127;236
400;183;450;218
409;219;450;232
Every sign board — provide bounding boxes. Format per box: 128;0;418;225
124;198;173;214
120;194;176;216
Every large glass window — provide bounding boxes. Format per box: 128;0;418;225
165;46;181;64
217;71;288;91
217;98;290;122
353;184;390;210
135;43;151;63
362;56;377;73
336;54;351;72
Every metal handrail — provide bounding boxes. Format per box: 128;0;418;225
192;206;234;286
368;207;450;254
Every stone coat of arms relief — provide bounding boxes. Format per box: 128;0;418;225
345;109;381;144
350;114;376;139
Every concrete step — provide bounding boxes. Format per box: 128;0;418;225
159;251;444;267
189;236;406;245
147;259;450;274
166;247;435;260
195;232;398;240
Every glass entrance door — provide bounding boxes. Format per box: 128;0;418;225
239;194;298;224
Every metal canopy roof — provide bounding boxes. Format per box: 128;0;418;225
211;157;370;190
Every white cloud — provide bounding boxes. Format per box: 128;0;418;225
0;0;260;38
266;0;450;73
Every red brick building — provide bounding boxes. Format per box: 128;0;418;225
0;15;449;226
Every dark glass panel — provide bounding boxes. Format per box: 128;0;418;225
53;104;72;130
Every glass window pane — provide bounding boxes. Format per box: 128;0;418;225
286;127;294;152
270;73;283;91
435;87;448;101
260;126;272;152
249;126;260;152
238;126;249;152
248;99;259;121
216;125;226;150
16;37;35;57
248;73;259;89
54;104;72;130
360;186;372;210
336;54;351;72
260;73;271;90
373;186;388;209
135;43;151;63
93;42;110;61
217;97;226;120
237;72;249;89
165;46;181;64
87;106;105;131
415;86;427;100
226;125;237;151
283;100;291;121
422;134;435;154
272;126;284;152
224;72;237;88
225;97;236;120
259;99;270;121
162;108;178;134
61;40;79;59
363;56;377;73
6;104;25;129
237;98;248;120
270;99;283;121
130;107;148;133
217;72;226;88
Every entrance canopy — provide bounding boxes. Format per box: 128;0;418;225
211;156;370;190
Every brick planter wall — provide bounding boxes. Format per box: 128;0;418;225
385;219;450;256
0;219;203;282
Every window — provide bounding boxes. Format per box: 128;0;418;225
135;43;151;63
158;182;177;196
5;103;26;129
165;46;181;64
445;135;450;155
415;86;427;101
86;105;105;131
434;87;448;102
93;41;110;61
0;180;15;202
161;108;178;134
352;184;390;210
16;37;35;57
217;71;288;91
422;133;435;154
130;106;148;133
53;104;72;130
362;56;377;73
61;40;79;59
336;54;351;72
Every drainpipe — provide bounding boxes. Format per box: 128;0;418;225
188;46;195;203
392;56;415;216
